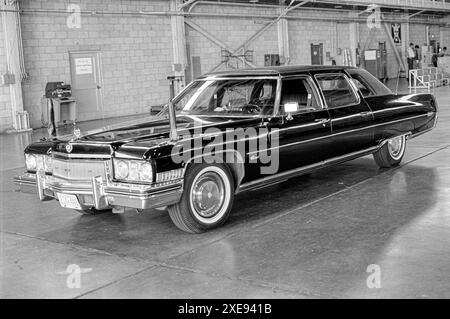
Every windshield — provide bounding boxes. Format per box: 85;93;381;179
172;78;278;117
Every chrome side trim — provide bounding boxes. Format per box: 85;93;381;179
247;113;428;155
237;144;382;193
406;126;434;140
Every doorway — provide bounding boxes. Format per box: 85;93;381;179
310;43;324;65
69;51;104;121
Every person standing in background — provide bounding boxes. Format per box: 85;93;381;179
414;45;421;69
432;52;438;67
407;43;415;81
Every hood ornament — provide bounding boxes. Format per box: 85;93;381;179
74;127;81;139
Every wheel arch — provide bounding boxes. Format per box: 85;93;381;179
183;150;245;192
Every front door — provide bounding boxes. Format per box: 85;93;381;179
311;43;324;65
268;76;331;173
314;73;374;157
69;51;103;121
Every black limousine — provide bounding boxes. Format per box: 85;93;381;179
14;66;438;233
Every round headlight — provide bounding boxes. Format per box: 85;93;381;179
129;162;140;181
25;154;37;171
115;160;129;179
140;163;153;181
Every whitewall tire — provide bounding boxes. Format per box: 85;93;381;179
373;135;406;168
168;164;234;233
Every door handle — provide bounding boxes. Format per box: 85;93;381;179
360;111;372;116
314;118;330;126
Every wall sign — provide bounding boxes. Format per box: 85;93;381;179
391;23;401;44
364;50;377;60
75;57;93;75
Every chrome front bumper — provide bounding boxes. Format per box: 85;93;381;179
13;171;183;210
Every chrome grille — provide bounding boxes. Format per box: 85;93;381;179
52;159;107;180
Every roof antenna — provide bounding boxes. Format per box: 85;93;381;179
167;76;178;141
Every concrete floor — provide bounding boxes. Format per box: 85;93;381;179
1;80;450;298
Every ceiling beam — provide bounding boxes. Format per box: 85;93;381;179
408;10;426;19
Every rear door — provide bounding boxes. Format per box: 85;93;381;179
314;73;374;157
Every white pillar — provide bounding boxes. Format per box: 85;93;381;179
1;1;25;130
401;18;408;76
349;22;358;67
170;0;187;90
277;8;290;65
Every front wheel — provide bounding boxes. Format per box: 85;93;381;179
373;135;406;168
168;164;235;233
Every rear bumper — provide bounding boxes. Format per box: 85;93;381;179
13;171;183;210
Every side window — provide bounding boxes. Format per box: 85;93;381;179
280;78;321;113
220;83;252;109
316;74;359;108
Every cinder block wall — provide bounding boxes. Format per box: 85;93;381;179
19;0;173;128
0;1;448;131
0;15;12;132
185;4;424;79
186;5;279;73
186;6;342;72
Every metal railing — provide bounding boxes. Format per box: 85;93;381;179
409;67;449;93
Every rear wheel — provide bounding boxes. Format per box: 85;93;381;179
168;164;234;233
373;135;406;168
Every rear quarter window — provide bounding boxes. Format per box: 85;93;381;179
315;74;359;108
346;68;392;97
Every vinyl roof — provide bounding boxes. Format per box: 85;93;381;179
201;65;357;78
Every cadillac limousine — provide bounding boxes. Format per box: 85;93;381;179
14;66;438;233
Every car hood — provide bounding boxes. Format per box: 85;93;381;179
46;114;262;159
80;114;259;142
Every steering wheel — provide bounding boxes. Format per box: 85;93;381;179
242;103;262;114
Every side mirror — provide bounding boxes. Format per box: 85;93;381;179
283;102;299;120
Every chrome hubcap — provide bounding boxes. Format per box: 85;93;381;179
191;172;225;218
388;136;404;160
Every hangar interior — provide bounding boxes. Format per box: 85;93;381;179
1;0;449;131
1;0;450;298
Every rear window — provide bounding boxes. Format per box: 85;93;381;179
315;74;359;108
346;68;392;97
